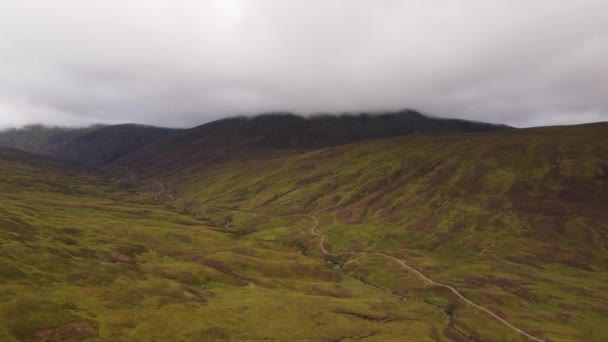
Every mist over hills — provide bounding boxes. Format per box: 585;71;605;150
0;110;510;167
179;110;511;149
0;124;100;155
0;123;178;166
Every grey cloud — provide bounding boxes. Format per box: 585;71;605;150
0;0;607;128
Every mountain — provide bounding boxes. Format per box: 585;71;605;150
0;110;507;168
119;122;608;341
48;124;179;166
179;110;511;149
0;124;99;155
1;113;606;341
111;110;511;176
0;123;177;166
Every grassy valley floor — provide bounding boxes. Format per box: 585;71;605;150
0;149;451;341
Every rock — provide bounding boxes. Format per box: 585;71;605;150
107;251;137;264
31;321;98;342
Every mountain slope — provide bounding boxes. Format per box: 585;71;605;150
112;110;510;176
128;122;608;341
0;124;177;166
49;124;178;166
181;110;511;149
0;147;454;341
0;125;99;155
3;115;607;340
1;110;506;168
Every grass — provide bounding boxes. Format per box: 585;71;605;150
127;123;608;341
0;149;450;341
2;122;608;341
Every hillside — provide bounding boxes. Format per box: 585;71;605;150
48;124;179;166
123;122;608;341
112;110;510;176
0;147;456;341
1;119;607;341
0;125;99;155
1;111;507;169
180;110;510;149
0;124;177;166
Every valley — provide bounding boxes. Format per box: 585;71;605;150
0;148;446;341
0;115;607;341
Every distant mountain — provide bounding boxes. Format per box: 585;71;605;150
112;110;511;175
0;110;509;168
0;124;99;155
0;124;178;166
48;124;179;166
180;110;511;149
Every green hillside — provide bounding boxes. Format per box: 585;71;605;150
0;148;451;341
110;111;510;177
1;119;606;341
119;123;608;341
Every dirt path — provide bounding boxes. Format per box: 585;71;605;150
307;215;545;342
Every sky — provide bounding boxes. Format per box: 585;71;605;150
0;0;607;128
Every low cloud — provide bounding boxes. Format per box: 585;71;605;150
1;0;607;128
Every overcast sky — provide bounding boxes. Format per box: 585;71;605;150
0;0;607;128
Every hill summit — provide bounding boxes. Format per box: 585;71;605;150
0;110;510;167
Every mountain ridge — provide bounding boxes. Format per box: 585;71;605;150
0;110;510;167
0;123;178;166
105;110;512;177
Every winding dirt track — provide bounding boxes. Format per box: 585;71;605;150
162;191;544;342
306;214;545;342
